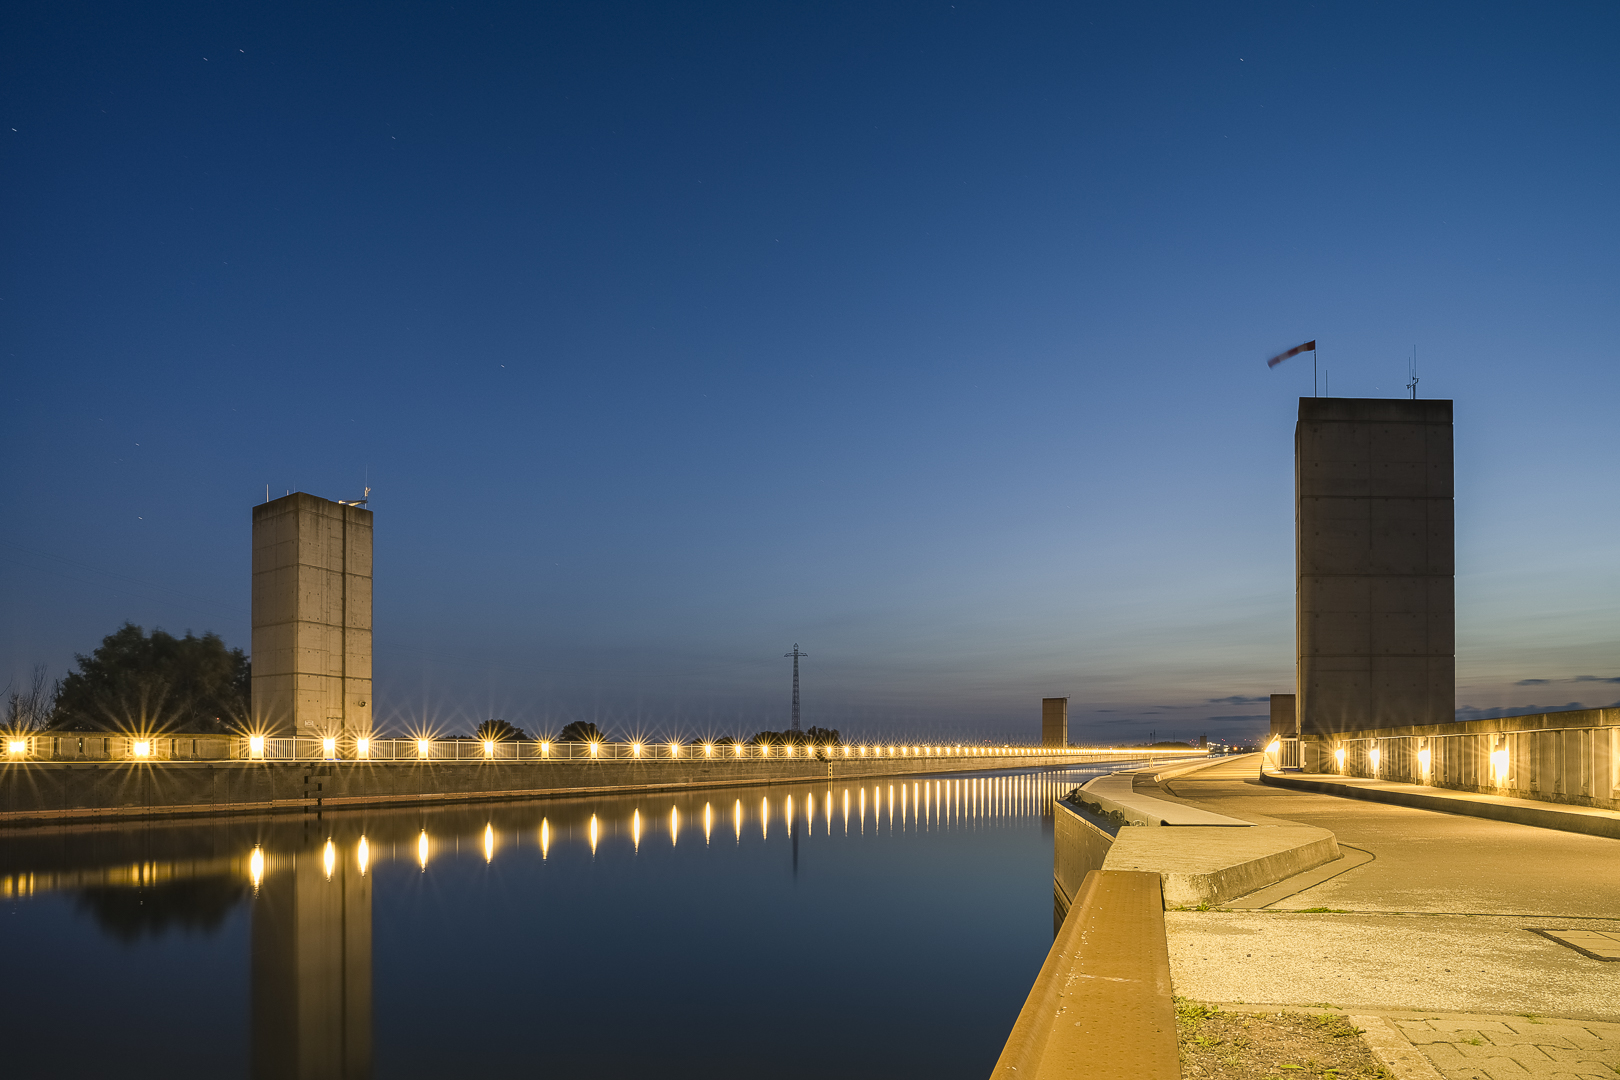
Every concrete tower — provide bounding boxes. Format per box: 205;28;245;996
1041;697;1069;748
251;493;373;737
1296;398;1453;736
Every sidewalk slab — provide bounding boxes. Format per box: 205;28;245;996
1165;911;1620;1021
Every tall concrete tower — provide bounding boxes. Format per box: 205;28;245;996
1296;398;1453;736
251;493;373;736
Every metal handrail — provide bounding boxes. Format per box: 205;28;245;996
3;731;1203;766
1314;721;1620;810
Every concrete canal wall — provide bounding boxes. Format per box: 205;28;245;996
1002;755;1339;1080
0;748;1189;826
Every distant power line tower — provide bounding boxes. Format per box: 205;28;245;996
785;644;808;731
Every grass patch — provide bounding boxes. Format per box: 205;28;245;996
1177;1000;1390;1079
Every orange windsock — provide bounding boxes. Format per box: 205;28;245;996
1266;340;1315;368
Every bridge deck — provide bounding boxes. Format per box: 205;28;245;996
1155;756;1620;1022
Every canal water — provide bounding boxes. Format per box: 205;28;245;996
0;763;1144;1079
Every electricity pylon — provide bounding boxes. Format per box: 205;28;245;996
785;644;808;732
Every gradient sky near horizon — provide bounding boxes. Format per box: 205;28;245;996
3;2;1617;743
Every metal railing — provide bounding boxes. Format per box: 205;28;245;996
1310;708;1619;812
2;731;1193;767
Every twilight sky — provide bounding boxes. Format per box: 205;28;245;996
3;2;1617;744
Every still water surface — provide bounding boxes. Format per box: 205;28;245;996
0;764;1143;1079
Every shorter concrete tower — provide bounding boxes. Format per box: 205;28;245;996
1269;694;1297;740
251;493;373;736
1041;697;1069;748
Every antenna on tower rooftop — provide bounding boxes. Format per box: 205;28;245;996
785;644;808;732
1407;347;1420;399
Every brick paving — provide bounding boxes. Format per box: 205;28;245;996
1389;1015;1620;1080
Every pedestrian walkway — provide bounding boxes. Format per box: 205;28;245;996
1157;757;1618;917
1153;757;1620;1035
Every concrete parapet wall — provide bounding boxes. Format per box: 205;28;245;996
994;870;1179;1080
1305;708;1620;811
0;750;1138;826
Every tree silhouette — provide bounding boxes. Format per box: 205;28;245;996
557;720;604;743
475;718;528;741
54;623;249;733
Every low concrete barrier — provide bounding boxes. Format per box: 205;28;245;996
1260;768;1620;840
1142;755;1245;784
993;870;1179;1080
1054;797;1339;910
1103;822;1339;908
1054;759;1339;910
1073;771;1252;828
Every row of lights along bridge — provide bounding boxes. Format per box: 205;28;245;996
236;737;1066;762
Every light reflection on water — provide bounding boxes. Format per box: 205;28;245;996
0;763;1145;1080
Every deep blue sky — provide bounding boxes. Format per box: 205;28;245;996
4;2;1617;743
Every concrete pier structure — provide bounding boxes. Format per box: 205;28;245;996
1296;399;1453;735
1041;698;1069;748
252;494;373;738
